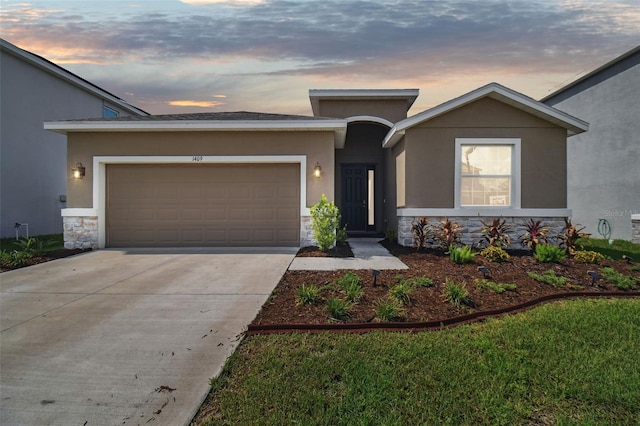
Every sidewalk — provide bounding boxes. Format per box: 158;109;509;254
288;238;408;271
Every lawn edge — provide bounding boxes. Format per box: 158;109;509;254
246;292;640;334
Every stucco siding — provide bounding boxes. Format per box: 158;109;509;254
402;98;567;209
316;99;409;122
545;63;640;240
0;48;136;238
66;130;335;209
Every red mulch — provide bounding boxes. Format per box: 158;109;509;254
251;241;640;328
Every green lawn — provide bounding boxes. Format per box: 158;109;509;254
197;299;640;425
578;238;640;260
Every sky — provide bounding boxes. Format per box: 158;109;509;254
1;0;639;116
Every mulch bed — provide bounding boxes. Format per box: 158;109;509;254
295;244;354;258
250;241;640;331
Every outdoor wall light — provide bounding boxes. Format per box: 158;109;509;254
72;162;85;179
313;162;322;178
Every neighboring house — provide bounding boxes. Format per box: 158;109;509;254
541;46;640;242
45;83;588;249
0;38;148;239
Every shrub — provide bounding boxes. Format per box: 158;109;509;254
336;224;348;246
407;276;434;288
336;272;363;302
533;244;566;263
434;217;462;250
0;249;32;268
310;194;340;252
519;219;549;250
411;217;432;250
375;297;403;322
475;279;517;293
573;250;606;264
14;237;54;257
559;218;590;255
442;280;473;308
480;246;510;262
385;229;397;243
327;298;352;321
527;269;568;287
600;267;638;291
336;272;361;288
389;282;414;305
296;284;321;306
478;218;513;248
341;281;363;303
448;245;476;264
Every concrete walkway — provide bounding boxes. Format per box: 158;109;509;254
288;238;408;270
0;247;296;426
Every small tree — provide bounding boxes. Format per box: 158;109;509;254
310;194;340;252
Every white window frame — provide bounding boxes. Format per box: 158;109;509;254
454;138;521;209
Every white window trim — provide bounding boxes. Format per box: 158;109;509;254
454;138;521;209
62;155;308;248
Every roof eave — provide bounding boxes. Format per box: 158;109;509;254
394;83;588;136
44;119;349;147
309;89;419;115
1;38;149;117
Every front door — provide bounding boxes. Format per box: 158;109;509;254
341;164;375;233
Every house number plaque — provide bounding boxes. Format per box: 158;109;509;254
192;155;204;162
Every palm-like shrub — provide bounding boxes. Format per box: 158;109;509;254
519;219;549;250
478;218;513;248
435;217;462;250
411;217;432;250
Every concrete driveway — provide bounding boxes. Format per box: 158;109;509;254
0;247;296;425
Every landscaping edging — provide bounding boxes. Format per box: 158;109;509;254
247;292;640;335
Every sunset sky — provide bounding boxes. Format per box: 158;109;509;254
2;0;639;116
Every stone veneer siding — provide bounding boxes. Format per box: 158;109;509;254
300;215;316;247
632;215;640;244
63;216;98;249
398;216;567;249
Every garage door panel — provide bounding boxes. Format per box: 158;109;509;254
107;164;300;247
158;209;179;220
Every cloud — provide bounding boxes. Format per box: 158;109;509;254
180;0;266;4
168;100;225;107
4;0;638;114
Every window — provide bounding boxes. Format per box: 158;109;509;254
455;138;520;208
103;105;119;118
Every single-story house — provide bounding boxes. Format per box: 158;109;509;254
541;45;640;242
0;38;148;239
45;82;588;249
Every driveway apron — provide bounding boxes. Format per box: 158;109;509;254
0;248;295;425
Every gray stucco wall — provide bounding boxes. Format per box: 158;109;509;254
545;62;639;240
0;48;135;238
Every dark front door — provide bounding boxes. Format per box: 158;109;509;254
341;164;375;233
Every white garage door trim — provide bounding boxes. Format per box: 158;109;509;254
63;155;308;248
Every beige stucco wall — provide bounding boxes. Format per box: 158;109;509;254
402;97;568;208
316;99;409;122
66;130;335;208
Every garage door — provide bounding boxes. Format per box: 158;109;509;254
106;163;300;247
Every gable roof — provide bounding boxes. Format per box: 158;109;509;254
44;111;349;148
541;45;640;105
382;82;589;148
1;38;148;116
309;89;419;116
